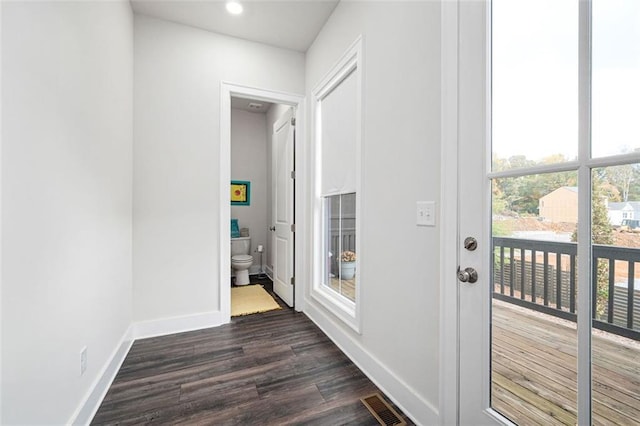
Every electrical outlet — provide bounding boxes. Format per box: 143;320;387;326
80;347;87;376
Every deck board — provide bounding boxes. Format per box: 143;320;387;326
493;299;640;425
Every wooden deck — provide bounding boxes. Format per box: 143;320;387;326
329;277;356;301
492;299;640;425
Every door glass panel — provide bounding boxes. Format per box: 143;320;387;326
492;172;578;424
591;167;640;424
490;1;640;424
591;0;640;158
492;0;579;171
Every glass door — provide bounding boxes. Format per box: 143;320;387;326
458;0;640;424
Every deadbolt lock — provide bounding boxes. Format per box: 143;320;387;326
464;236;478;251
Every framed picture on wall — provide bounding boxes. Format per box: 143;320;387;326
230;180;251;205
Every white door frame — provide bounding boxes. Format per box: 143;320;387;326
439;1;498;424
219;82;305;323
439;0;461;423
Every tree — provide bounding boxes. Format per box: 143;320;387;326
591;180;614;245
600;182;621;203
492;179;508;215
492;154;577;216
571;176;614;318
540;153;570;165
606;165;635;202
620;163;640;201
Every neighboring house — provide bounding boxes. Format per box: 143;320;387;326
539;186;579;223
607;201;640;226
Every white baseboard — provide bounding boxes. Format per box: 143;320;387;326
304;301;438;426
265;265;273;280
70;326;134;425
68;310;227;425
131;310;226;340
71;303;432;426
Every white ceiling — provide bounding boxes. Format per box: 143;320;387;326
231;97;273;113
130;0;340;52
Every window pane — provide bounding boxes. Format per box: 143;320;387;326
591;0;640;158
492;172;578;424
591;166;640;424
492;0;578;171
325;193;356;302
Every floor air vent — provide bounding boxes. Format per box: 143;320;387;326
361;393;407;426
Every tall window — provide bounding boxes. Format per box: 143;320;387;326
311;38;362;331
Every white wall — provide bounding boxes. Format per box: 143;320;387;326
303;2;441;424
231;108;268;275
265;104;291;273
0;2;4;421
1;1;133;424
133;15;305;322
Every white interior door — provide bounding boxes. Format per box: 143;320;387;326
272;108;295;307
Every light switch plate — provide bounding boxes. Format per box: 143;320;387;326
417;201;436;226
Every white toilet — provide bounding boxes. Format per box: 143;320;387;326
231;236;253;285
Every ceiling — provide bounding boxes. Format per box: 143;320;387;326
231;97;273;113
130;0;340;52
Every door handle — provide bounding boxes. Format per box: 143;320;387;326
457;266;478;283
269;226;276;231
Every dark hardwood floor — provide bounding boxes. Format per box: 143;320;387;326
92;277;413;425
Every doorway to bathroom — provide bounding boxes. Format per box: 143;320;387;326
220;83;305;322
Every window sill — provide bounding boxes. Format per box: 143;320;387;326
310;283;361;334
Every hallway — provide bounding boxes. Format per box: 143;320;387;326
92;305;411;424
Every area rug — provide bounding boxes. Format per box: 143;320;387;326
231;285;281;317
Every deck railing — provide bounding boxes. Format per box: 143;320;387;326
492;237;640;340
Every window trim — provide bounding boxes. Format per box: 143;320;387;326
310;36;363;333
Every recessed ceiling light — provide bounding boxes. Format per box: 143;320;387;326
226;1;243;15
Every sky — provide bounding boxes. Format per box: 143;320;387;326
492;0;640;162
